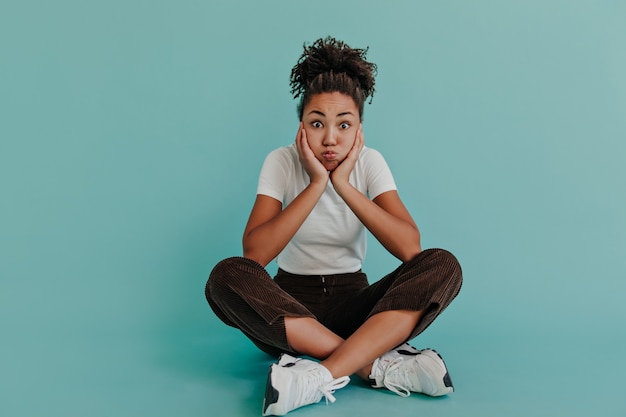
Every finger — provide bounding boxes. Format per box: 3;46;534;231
298;128;317;164
357;123;364;146
299;128;310;156
349;125;363;156
296;123;306;151
300;124;308;145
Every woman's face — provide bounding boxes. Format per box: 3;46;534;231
301;92;361;172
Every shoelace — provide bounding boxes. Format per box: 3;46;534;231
294;370;351;408
319;376;350;404
381;357;413;397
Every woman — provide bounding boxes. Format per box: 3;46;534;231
206;36;462;416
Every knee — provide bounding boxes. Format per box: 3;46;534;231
428;247;461;268
205;256;264;301
419;248;463;284
206;257;242;301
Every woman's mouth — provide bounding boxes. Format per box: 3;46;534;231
322;151;337;160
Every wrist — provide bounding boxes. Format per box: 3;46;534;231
330;176;353;195
308;177;329;190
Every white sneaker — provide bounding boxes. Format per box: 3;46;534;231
262;354;350;416
369;343;454;397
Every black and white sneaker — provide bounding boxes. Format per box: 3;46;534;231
262;354;350;416
369;343;454;397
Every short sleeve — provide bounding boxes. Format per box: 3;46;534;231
257;147;292;202
361;148;397;199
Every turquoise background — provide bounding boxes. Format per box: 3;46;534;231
1;1;625;416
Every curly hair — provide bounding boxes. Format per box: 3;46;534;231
290;36;377;119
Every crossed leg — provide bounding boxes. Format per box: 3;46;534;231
285;309;423;379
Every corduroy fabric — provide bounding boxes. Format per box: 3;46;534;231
206;248;462;357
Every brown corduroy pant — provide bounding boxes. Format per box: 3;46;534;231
205;248;463;357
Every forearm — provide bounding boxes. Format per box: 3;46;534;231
333;183;422;262
243;181;326;266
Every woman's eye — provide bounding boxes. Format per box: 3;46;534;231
312;121;323;128
340;122;350;129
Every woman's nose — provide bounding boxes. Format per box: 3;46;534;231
322;128;337;146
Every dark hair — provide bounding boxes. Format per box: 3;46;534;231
290;36;377;119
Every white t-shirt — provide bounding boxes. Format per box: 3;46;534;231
257;144;397;275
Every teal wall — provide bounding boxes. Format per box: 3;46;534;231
1;1;625;416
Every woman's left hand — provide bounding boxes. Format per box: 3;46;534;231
330;123;364;186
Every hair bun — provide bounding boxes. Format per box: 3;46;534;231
290;36;377;101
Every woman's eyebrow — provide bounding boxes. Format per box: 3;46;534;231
306;110;355;117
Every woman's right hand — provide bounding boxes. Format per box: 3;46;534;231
242;123;329;266
296;123;329;186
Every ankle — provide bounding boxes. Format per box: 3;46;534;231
356;363;374;381
318;360;337;379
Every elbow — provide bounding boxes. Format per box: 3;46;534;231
242;247;271;268
243;235;277;268
397;237;422;263
399;247;422;263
